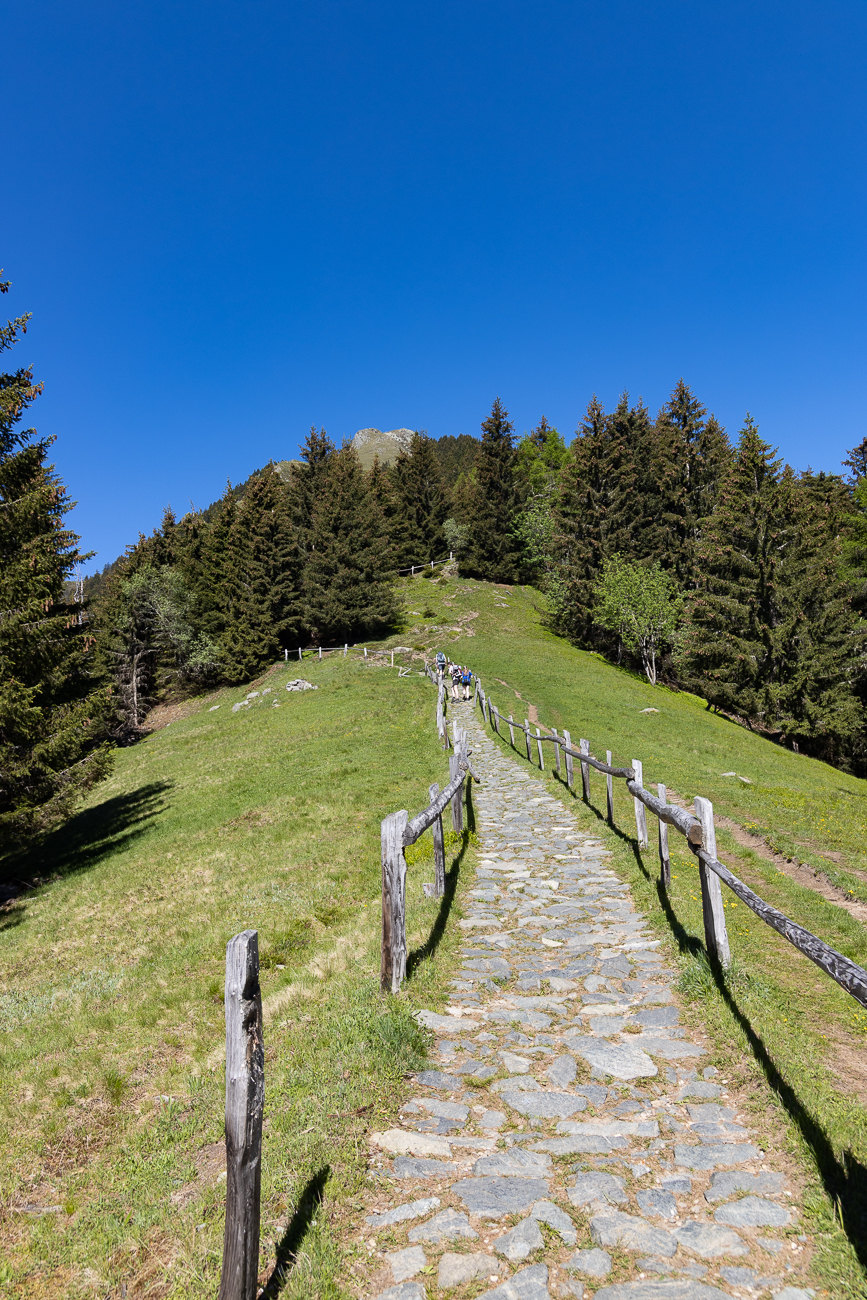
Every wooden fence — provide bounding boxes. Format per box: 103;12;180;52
473;678;867;1009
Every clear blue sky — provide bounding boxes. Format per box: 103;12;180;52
3;0;865;567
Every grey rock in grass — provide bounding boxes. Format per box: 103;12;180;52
769;1290;815;1300
718;1266;759;1286
633;1006;680;1029
544;1054;578;1088
414;1070;463;1090
756;1236;785;1254
661;1176;692;1195
592;1284;730;1299
502;1091;589;1119
677;1081;721;1100
387;1246;427;1283
415;1011;479;1034
534;1134;626;1155
714;1195;791;1227
452;1176;550;1217
625;1036;704;1060
408;1207;477;1243
366;1196;440;1227
574;1084;608;1105
414;1098;469;1121
478;1109;507;1130
454;1061;498;1080
391;1156;457;1179
704;1170;785;1202
589;1016;627;1034
463;957;511;975
565;1036;658;1080
686;1103;736;1124
472;1149;552;1178
529;1199;577;1245
408;1201;475;1242
674;1220;749;1257
635;1258;707;1279
674;1142;760;1170
475;1263;551;1300
636;1189;677;1219
371;1284;427;1300
565;1247;611;1278
492;1075;541;1093
589;1209;677;1255
567;1171;628;1207
438;1253;499;1288
499;1050;532;1073
493;1216;545;1261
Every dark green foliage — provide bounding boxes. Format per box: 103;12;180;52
389;432;448;567
0;276;112;847
303;443;398;643
462;398;522;582
433;433;479;487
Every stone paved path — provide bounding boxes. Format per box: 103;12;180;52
364;707;814;1300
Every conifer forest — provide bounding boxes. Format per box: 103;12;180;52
4;275;867;849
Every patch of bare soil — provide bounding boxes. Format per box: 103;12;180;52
141;697;208;732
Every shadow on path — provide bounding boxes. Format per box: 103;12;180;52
260;1166;330;1298
407;830;470;980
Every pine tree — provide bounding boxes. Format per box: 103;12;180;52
303;443;398;643
389;431;448;567
462;398;522;582
368;455;411;570
288;426;335;554
0;276;112;847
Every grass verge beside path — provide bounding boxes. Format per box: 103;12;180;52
0;657;472;1300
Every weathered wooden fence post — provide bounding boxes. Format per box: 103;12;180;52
508;714;516;748
605;751;615;825
551;728;561;777
693;796;731;968
524;719;532;762
449;743;464;836
535;727;545;770
381;810;409;993
430;782;446;896
657;782;671;890
579;738;591;802
218;931;264;1300
632;759;648;848
562;729;574;789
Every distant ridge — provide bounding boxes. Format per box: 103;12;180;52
351;427;415;470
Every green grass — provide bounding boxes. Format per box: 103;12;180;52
0;656;472;1299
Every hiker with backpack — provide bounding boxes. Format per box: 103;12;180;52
461;665;473;700
435;649;447;680
450;659;462;700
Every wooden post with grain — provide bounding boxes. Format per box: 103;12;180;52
562;728;574;789
508;714;516;748
579;738;591;802
605;750;615;825
524;719;532;762
430;782;445;896
381;810;409;994
693;796;731;968
657;782;671;890
632;759;648;848
218;931;265;1300
551;728;561;777
449;749;464;836
535;727;545;770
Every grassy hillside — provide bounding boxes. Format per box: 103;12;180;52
0;657;473;1299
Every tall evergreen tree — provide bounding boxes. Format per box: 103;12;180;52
389;431;448;567
368;455;411;570
303;443;398;642
463;398;521;582
289;426;335;554
0;276;112;847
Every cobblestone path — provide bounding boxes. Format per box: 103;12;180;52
364;708;813;1300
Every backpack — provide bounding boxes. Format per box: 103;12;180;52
436;651;446;667
462;671;472;685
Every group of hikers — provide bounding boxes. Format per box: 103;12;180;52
435;649;474;701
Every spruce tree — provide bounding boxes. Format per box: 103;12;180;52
0;277;112;847
389;431;448;567
303;443;398;642
368;455;411;570
462;398;522;582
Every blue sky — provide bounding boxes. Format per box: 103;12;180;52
3;0;865;567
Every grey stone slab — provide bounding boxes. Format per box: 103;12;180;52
626;1036;705;1060
475;1263;551;1300
479;1109;507;1130
636;1189;677;1219
593;1285;729;1300
718;1267;759;1286
545;1054;578;1088
366;1196;440;1227
689;1121;750;1141
391;1156;457;1179
634;1259;707;1279
566;1035;658;1079
534;1134;627;1154
529;1198;577;1245
589;1016;628;1034
452;1176;550;1218
415;1070;463;1090
491;1075;541;1093
589;1209;677;1255
714;1195;791;1227
661;1176;692;1195
501;1090;590;1118
567;1171;628;1206
674;1142;760;1170
575;1084;608;1105
414;1098;469;1122
454;1061;498;1079
686;1103;736;1124
472;1150;552;1177
770;1290;815;1300
674;1220;749;1257
634;1006;680;1028
493;1216;545;1261
416;1011;479;1033
499;1050;533;1073
371;1284;427;1300
677;1081;721;1100
388;1246;427;1283
438;1253;500;1288
565;1247;612;1278
704;1170;785;1202
408;1207;477;1243
756;1237;785;1254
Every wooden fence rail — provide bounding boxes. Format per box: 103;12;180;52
475;678;867;1011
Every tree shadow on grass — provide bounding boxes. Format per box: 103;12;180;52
556;775;867;1270
406;830;470;980
259;1166;330;1298
0;781;173;895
